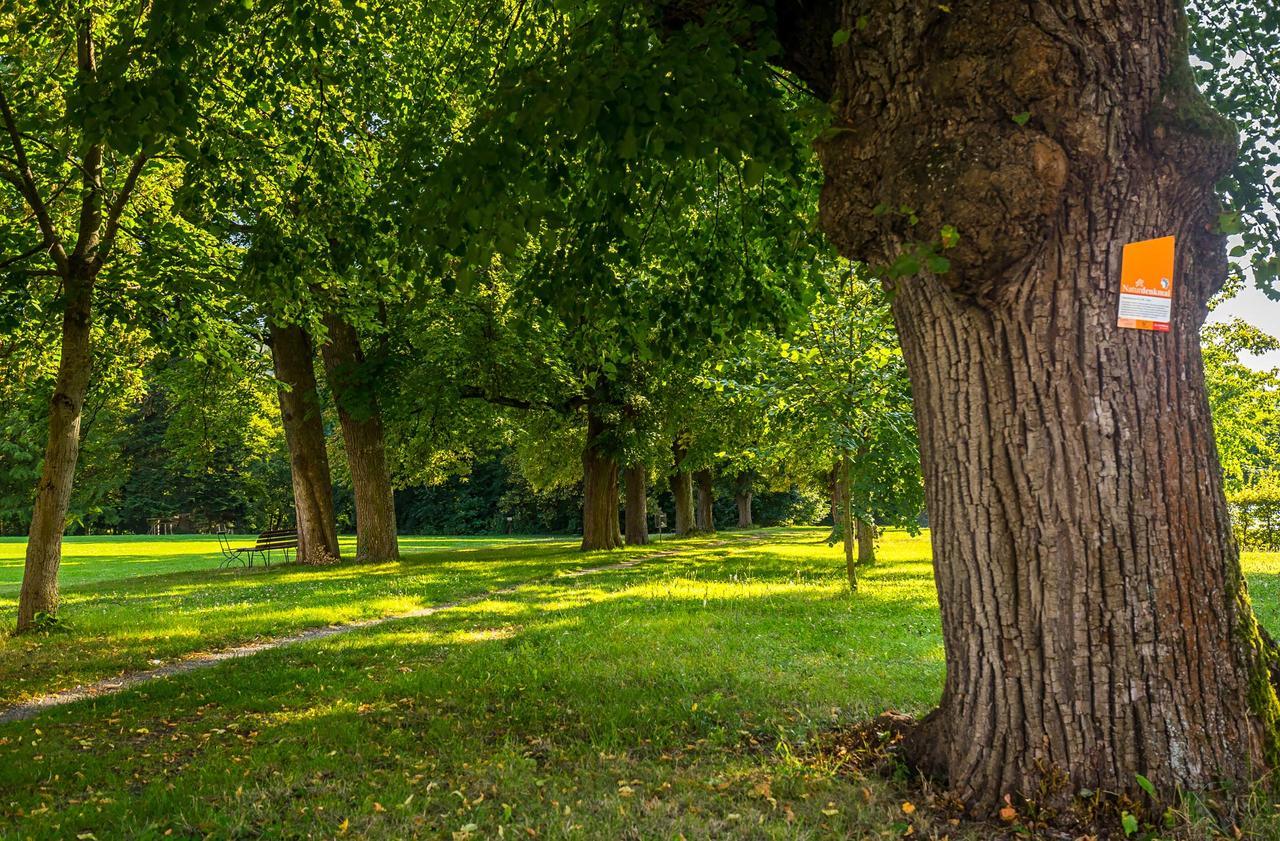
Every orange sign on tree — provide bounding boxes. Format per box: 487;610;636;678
1117;235;1175;332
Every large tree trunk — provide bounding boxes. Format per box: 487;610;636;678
778;0;1280;814
581;408;623;551
624;464;649;546
270;322;340;565
855;518;875;565
670;437;695;536
735;492;752;528
16;272;93;632
734;473;752;528
694;469;715;533
319;314;398;563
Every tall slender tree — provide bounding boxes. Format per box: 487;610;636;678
320;315;398;562
268;321;339;564
2;2;248;631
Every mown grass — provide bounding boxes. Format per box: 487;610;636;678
1;529;1279;839
0;533;654;705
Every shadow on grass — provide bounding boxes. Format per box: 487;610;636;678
0;538;635;704
0;538;946;838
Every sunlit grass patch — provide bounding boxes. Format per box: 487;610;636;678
0;534;645;704
2;528;1279;838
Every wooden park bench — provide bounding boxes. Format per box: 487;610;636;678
216;529;297;569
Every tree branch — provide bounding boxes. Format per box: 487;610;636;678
0;240;52;271
0;88;68;274
69;13;104;266
94;151;149;269
459;386;586;415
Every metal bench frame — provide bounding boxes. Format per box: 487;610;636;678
216;528;298;569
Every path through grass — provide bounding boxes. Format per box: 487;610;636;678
0;533;658;705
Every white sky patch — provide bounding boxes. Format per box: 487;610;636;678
1207;282;1280;371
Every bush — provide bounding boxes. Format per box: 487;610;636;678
1229;479;1280;550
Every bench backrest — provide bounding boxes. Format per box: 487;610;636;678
254;529;298;551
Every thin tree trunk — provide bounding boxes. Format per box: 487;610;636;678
16;273;93;632
670;437;694;536
826;466;840;544
694;468;715;533
855;517;875;565
770;0;1280;812
624;464;649;546
319;314;398;563
270;322;340;565
581;407;623;551
839;453;855;591
734;473;752;528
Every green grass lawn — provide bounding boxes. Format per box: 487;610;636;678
0;534;565;591
1;529;1279;839
0;533;647;706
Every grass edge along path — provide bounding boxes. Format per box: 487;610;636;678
0;539;728;725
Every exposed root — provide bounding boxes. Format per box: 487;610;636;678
790;710;1262;839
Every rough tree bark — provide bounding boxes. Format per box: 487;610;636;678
17;271;92;631
670;436;695;536
581;407;623;550
319;314;399;563
855;518;875;565
624;464;649;545
270;322;340;565
694;469;715;533
760;0;1280;815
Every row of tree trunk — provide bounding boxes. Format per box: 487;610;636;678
580;425;759;550
268;317;399;565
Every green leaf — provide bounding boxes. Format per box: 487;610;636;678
888;253;920;278
831;29;851;47
925;255;951;274
1120;811;1138;836
939;224;960;249
1134;773;1156;798
1216;211;1244;235
1012;111;1031;126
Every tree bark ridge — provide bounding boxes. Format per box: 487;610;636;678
271;322;340;565
319;314;399;563
775;0;1278;813
17;272;92;630
624;465;649;545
